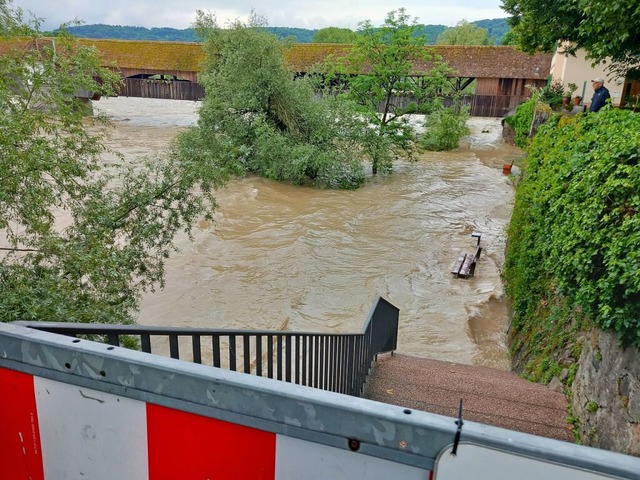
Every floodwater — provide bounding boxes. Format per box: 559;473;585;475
94;97;523;370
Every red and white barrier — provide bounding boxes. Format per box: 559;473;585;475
0;367;429;480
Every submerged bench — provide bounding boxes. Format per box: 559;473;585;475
451;233;482;278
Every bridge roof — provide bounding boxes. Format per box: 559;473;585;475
283;44;552;80
1;37;552;80
78;39;206;72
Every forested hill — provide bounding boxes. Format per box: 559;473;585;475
58;18;509;44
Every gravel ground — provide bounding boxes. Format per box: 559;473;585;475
364;353;573;442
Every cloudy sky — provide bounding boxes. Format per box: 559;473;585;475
12;1;507;31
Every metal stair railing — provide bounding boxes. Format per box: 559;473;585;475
14;296;398;397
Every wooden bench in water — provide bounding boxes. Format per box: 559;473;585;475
451;233;482;278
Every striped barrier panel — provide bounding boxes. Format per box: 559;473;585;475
1;368;429;479
0;323;638;479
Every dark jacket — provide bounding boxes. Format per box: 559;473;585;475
590;86;611;112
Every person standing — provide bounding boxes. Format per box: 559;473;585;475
589;77;611;112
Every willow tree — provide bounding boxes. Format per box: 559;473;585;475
177;11;367;189
0;0;224;324
323;9;451;174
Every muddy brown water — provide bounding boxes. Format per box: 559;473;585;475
94;97;522;370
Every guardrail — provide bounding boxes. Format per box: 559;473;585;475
1;321;638;479
14;296;398;397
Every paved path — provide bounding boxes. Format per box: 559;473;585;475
363;353;573;442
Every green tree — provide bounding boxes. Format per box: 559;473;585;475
436;20;492;45
179;11;367;189
500;29;518;46
312;27;356;43
502;0;640;72
413;24;446;44
473;18;510;44
0;0;224;324
324;9;451;174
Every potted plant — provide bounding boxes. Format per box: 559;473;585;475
539;80;565;109
563;82;578;106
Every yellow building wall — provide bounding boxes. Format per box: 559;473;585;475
550;47;625;107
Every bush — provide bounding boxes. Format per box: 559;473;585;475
419;106;470;151
246;117;365;189
504;98;536;148
505;109;640;347
537;79;565;107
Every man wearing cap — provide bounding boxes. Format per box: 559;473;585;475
589;77;611;112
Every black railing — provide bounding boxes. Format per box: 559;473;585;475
15;296;398;397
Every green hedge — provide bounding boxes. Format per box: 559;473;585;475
505;109;640;347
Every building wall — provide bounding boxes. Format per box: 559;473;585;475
550;47;625;107
475;78;544;97
475;78;498;95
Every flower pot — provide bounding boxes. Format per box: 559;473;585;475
562;96;571;106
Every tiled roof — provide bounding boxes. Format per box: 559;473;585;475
0;38;205;72
428;45;551;79
78;39;205;72
0;38;552;80
282;44;552;79
283;43;351;73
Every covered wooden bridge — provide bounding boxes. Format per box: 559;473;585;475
80;39;553;116
282;43;552;116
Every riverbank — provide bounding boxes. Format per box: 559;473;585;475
503;108;640;455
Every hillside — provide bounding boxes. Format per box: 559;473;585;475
56;19;509;44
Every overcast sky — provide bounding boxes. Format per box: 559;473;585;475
12;1;507;32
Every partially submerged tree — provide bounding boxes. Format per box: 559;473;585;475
502;0;640;73
0;0;224;323
419;106;470;151
323;9;451;173
179;11;367;189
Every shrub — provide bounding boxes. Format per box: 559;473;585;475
537;79;565;107
504;97;536;148
419;106;470;151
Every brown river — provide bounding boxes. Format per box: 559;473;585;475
95;97;523;370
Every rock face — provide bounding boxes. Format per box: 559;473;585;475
572;329;640;455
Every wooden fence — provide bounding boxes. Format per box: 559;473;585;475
466;94;530;117
385;94;531;117
120;78;204;101
119;78;529;117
